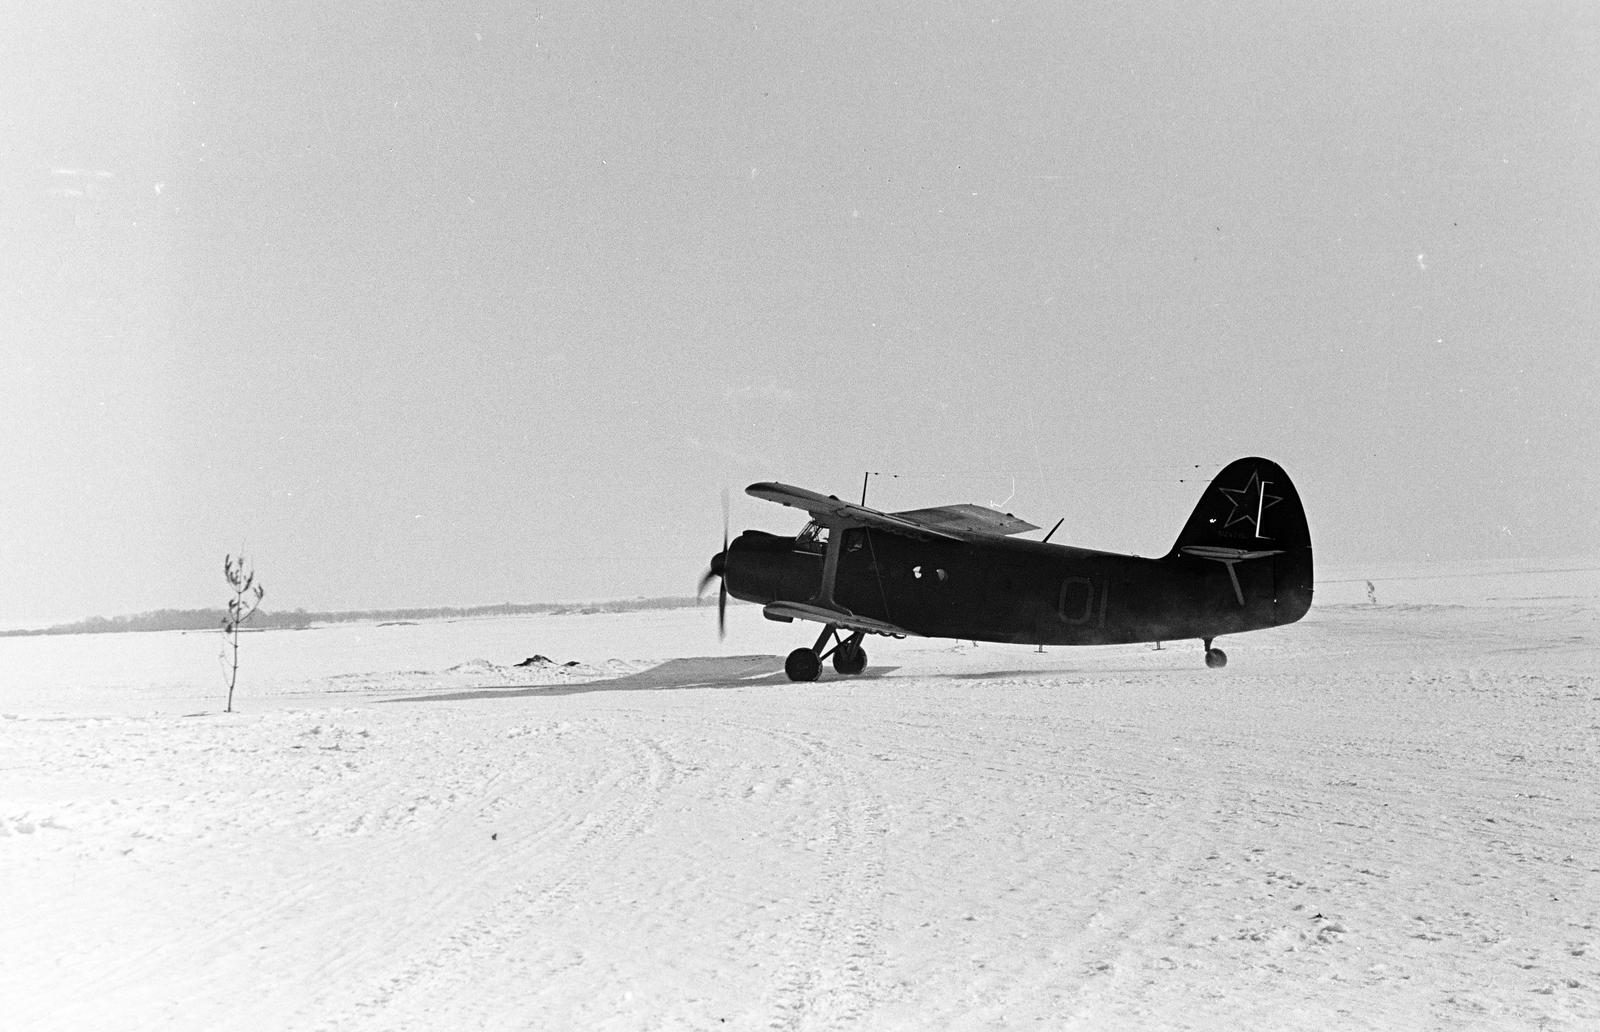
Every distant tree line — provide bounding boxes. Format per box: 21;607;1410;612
1;596;703;638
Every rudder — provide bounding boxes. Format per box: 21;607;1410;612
1168;457;1314;623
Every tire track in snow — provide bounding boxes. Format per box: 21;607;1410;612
701;720;891;1031
311;720;680;1031
7;712;424;1032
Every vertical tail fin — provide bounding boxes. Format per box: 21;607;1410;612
1170;457;1310;553
1168;457;1314;621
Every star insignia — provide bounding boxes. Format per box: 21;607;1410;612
1217;471;1283;538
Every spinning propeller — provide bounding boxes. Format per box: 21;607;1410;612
698;490;730;638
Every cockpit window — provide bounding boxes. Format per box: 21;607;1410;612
794;521;829;554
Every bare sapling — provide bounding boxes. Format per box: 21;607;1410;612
222;554;265;712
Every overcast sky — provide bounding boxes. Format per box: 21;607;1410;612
3;2;1597;625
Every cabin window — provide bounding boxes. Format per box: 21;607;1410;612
794;522;828;554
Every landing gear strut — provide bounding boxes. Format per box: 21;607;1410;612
784;624;868;682
1202;637;1228;669
833;637;868;676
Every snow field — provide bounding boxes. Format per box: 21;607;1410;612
2;590;1598;1030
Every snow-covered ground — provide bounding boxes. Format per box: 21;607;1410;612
4;562;1598;1030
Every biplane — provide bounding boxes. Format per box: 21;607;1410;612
700;457;1313;681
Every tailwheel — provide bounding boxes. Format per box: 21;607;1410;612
1202;637;1228;669
832;639;868;676
785;648;822;682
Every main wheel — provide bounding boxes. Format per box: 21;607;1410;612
1204;647;1228;669
832;642;868;676
785;647;822;682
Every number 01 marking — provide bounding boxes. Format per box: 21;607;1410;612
1058;577;1110;627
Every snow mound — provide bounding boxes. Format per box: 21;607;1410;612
445;659;501;675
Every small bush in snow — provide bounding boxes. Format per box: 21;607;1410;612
221;555;265;713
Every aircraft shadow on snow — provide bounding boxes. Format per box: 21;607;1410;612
389;655;902;702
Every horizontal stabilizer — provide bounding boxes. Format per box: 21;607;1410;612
1179;546;1285;562
1179;545;1285;606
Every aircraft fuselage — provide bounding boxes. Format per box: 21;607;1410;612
723;527;1312;647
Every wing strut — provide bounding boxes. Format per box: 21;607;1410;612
814;519;846;611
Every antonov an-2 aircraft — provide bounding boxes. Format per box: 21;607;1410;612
700;457;1313;681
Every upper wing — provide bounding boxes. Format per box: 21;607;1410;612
890;504;1039;538
744;483;963;541
745;484;1036;542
